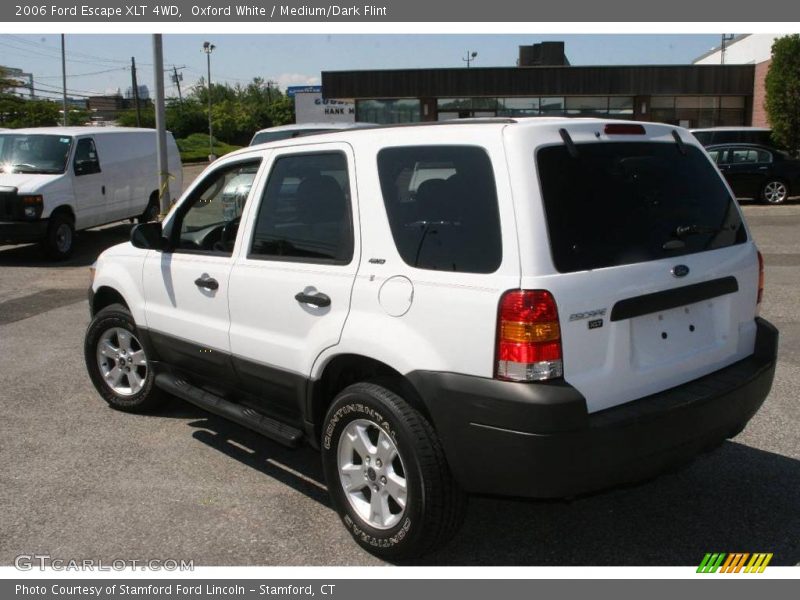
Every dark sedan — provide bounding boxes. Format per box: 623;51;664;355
706;144;800;204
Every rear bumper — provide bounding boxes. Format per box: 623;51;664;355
409;317;778;498
0;219;48;244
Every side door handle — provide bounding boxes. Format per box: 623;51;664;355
194;276;219;290
295;291;331;307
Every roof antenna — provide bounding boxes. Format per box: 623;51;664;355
559;128;578;158
671;130;687;155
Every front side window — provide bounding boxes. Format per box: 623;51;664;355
173;160;261;255
0;134;72;174
377;146;502;273
74;138;101;175
250;152;353;264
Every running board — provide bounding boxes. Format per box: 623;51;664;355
155;373;303;448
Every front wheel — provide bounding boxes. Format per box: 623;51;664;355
84;303;164;413
321;382;466;561
43;213;75;260
761;179;789;204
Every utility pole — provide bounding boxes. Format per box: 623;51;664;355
61;34;68;126
131;56;141;127
720;34;735;65
152;34;170;215
203;41;216;161
266;79;277;103
171;66;184;107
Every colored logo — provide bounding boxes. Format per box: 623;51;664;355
697;553;773;573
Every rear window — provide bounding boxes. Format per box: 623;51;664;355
537;142;747;273
377;146;502;273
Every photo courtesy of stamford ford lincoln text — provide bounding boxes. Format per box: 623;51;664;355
0;8;799;592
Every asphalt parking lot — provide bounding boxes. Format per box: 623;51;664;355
1;165;798;566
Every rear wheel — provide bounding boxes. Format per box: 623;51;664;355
84;303;164;412
321;382;466;561
43;212;75;260
761;179;789;204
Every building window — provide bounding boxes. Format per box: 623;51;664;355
565;96;610;115
608;96;634;115
649;95;746;128
498;97;540;116
356;99;421;124
539;97;566;113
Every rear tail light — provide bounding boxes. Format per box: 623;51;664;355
496;290;563;382
757;250;765;308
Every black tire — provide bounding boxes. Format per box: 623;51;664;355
761;179;789;204
43;212;75;260
139;197;160;224
84;303;164;413
321;382;466;561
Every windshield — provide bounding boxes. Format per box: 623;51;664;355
537;142;747;273
0;134;72;174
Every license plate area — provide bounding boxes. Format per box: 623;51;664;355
630;299;721;368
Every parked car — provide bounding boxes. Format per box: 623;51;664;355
85;118;778;559
691;126;773;147
249;122;374;146
0;127;182;259
706;143;800;204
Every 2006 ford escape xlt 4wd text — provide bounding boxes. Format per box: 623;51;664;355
84;118;778;560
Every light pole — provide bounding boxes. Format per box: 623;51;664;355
203;41;216;161
463;51;478;68
61;34;68;126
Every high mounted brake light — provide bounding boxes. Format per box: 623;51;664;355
496;290;563;382
604;124;646;135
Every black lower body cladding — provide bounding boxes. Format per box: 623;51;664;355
409;318;779;499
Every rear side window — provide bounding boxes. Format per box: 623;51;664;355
377;146;502;273
250;152;353;264
537;142;747;273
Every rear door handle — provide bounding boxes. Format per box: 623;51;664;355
295;291;331;307
194;276;219;290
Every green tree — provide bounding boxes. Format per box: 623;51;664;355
765;34;800;157
117;106;156;128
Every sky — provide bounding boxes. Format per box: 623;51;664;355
0;33;728;101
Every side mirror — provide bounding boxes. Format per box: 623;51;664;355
131;222;167;251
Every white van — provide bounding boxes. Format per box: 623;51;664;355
0;127;182;259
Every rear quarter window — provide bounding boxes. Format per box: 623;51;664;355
377;145;502;273
537;142;747;273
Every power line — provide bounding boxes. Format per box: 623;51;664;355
36;67;127;80
0;40;130;68
34;80;111;96
5;35;141;65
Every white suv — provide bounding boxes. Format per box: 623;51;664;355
84;118;778;560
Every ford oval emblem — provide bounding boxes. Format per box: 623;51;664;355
672;264;690;278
